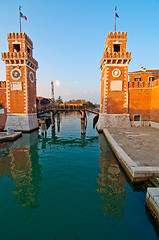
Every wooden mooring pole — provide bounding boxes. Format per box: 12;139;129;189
40;118;46;136
81;110;87;135
81;118;86;135
51;111;55;128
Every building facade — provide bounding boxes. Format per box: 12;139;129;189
1;32;38;131
97;32;131;130
128;68;159;125
0;81;7;130
0;31;159;131
97;31;159;131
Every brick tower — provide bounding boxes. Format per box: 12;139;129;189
2;33;38;132
97;32;131;131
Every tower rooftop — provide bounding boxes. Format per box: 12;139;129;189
106;32;127;40
7;32;33;46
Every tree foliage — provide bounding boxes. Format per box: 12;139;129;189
56;96;63;104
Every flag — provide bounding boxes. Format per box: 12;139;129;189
20;12;27;20
116;12;119;18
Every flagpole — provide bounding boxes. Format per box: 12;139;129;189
115;7;116;32
19;6;21;32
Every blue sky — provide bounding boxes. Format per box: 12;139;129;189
0;0;159;103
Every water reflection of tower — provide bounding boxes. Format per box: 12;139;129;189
57;112;60;132
97;133;127;219
0;131;42;209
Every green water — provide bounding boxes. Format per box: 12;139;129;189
0;112;158;240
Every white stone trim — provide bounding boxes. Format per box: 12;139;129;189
105;64;129;66
112;68;121;78
5;63;37;72
5;64;26;66
7;113;37;116
26;64;36;72
129;86;159;90
29;71;34;83
5;113;39;131
25;67;28;114
12;41;22;50
106;38;127;41
150;121;159;129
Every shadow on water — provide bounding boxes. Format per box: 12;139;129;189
146;206;159;237
0;131;42;210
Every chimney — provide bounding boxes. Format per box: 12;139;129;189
141;67;146;72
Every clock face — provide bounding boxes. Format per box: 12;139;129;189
11;69;22;80
112;69;121;78
29;72;34;83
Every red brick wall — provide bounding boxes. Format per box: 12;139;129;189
100;66;106;113
8;33;33;56
129;87;151;121
0;82;7;130
0;108;7;130
151;83;159;122
0;82;6;107
100;32;130;115
6;65;26;114
107;66;128;114
129;72;159;82
128;80;159;122
27;68;37;114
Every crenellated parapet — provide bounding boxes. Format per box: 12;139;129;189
6;32;34;57
100;31;131;70
2;32;38;71
2;52;38;70
129;79;159;89
101;51;131;59
106;31;127;40
2;51;28;59
100;51;131;68
7;32;33;46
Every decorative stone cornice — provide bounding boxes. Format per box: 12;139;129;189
100;51;131;69
2;52;38;70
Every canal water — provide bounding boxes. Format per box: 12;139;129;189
0;112;158;240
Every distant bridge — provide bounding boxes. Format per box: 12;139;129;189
37;106;99;118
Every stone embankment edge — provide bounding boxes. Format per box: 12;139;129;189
100;127;159;224
146;188;159;225
0;132;22;142
102;128;159;183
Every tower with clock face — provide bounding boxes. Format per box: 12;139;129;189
2;32;38;131
97;32;131;130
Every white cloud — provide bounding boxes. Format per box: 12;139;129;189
55;80;61;88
